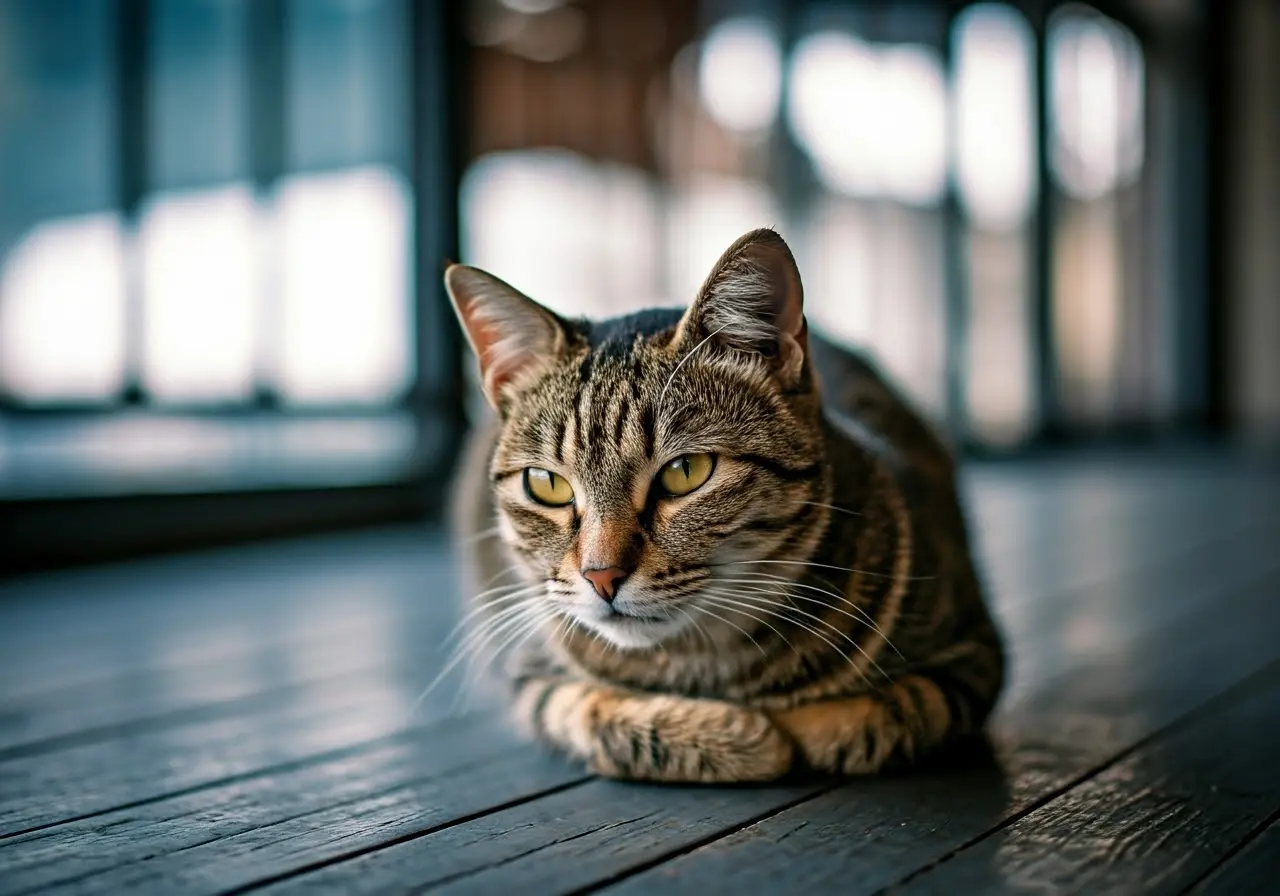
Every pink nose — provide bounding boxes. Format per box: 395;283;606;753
582;566;630;601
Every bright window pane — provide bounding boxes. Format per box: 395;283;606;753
0;0;123;402
0;213;127;401
275;167;413;405
139;185;259;402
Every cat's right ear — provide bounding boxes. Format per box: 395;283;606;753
444;264;572;411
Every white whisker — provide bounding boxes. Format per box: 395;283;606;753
464;525;504;544
703;586;888;686
659;324;727;410
685;601;766;657
800;500;865;519
413;596;545;718
712;574;905;660
705;592;878;691
697;587;796;653
716;558;934;582
445;583;546;647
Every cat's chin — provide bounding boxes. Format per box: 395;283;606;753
576;611;687;650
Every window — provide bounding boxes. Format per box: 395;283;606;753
0;0;461;503
459;0;1206;450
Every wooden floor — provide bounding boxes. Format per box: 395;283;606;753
2;454;1279;895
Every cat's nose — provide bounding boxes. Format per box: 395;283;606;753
581;566;630;602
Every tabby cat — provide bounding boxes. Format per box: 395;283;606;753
445;228;1005;783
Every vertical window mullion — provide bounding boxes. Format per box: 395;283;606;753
1031;4;1060;441
247;0;286;409
409;0;466;472
116;0;150;407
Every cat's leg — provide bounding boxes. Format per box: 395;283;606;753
769;649;1002;775
513;676;795;783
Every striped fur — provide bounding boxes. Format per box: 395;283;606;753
446;228;1005;783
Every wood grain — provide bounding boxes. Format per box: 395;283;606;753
893;663;1280;895
1190;816;1280;895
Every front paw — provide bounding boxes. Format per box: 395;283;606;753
587;696;795;784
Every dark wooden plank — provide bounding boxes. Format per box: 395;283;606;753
967;464;1251;606
0;526;450;700
1191;815;1280;895
892;664;1280;895
0;663;484;837
0;624;442;758
996;517;1280;696
978;470;1266;618
253;780;830;896
0;713;585;895
594;541;1280;895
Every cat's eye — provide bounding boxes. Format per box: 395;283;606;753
659;453;715;497
524;467;574;506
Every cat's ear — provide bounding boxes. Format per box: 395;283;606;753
674;228;807;384
444;264;572;410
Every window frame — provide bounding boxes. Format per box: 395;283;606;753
0;0;468;574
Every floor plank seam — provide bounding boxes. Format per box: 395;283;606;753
418;810;665;893
0;684;337;762
564;783;842;896
877;654;1280;893
0;603;445;709
0;715;486;841
1182;805;1280;893
219;776;595;895
987;515;1269;618
7;744;541;895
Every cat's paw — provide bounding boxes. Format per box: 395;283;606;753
586;694;795;783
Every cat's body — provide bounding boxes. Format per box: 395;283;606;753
447;229;1004;783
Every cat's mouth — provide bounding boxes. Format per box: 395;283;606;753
573;599;687;648
601;606;667;623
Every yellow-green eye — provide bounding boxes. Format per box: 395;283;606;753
659;453;715;497
524;467;574;506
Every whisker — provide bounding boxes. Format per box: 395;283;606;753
470;577;537;601
449;588;545;649
445;584;546;647
678;606;715;650
696;589;797;655
714;558;935;582
716;597;878;692
698;591;868;682
453;605;552;716
477;562;525;590
463;525;504;544
659;323;728;410
800;500;865;519
704;586;889;685
685;601;767;657
712;574;905;660
729;567;940;624
415;596;546;716
720;581;906;664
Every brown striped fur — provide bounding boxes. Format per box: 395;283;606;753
445;228;1005;783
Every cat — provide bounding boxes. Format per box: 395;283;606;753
444;228;1005;783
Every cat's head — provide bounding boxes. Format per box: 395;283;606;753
446;229;831;649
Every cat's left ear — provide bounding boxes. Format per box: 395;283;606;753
674;228;807;385
444;264;573;411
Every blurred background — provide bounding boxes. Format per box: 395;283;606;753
1;0;1276;572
